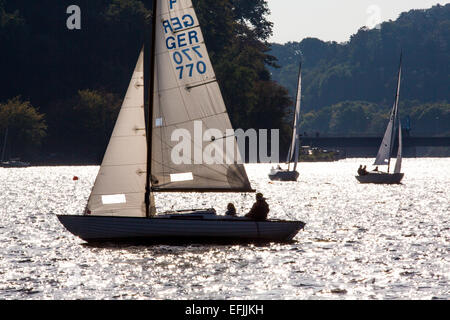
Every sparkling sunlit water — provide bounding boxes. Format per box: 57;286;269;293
0;158;448;299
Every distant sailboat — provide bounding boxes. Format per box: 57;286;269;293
269;63;302;182
0;127;30;168
356;53;404;184
57;0;305;244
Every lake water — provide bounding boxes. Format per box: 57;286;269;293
0;158;448;300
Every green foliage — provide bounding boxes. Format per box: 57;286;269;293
0;97;47;157
270;4;450;134
300;100;450;137
0;0;293;161
72;90;122;145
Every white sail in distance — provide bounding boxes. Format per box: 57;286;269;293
393;59;403;174
287;63;302;171
150;0;252;192
87;50;149;217
374;107;396;166
374;54;403;170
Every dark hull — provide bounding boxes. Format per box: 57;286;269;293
268;170;299;182
57;215;305;244
355;173;404;184
0;161;30;168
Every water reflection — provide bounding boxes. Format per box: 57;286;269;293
0;159;449;299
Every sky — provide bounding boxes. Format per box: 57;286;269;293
266;0;450;44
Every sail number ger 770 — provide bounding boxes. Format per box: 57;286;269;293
163;13;206;79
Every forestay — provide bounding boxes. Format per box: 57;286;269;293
150;0;252;192
87;50;148;217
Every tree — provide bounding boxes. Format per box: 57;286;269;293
0;97;47;158
270;4;450;116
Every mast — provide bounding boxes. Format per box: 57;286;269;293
145;0;158;218
387;52;402;173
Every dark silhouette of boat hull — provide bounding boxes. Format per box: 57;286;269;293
356;173;404;184
57;214;306;244
268;170;299;182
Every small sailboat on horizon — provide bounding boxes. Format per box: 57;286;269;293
356;53;404;184
56;0;305;244
0;127;30;168
269;62;302;182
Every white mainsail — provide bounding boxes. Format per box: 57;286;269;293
374;107;396;166
150;0;252;192
374;54;403;172
287;64;302;171
87;50;148;217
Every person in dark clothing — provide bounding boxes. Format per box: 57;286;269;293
245;193;269;221
363;166;368;175
358;165;369;176
225;203;237;216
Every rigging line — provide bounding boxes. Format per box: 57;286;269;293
185;79;218;90
173;25;199;34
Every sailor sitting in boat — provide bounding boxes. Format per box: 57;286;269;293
358;165;369;176
225;203;237;216
245;193;269;221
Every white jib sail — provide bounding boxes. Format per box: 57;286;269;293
87;50;148;217
374;110;395;166
150;0;252;192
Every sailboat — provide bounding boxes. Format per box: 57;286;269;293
268;63;302;182
57;0;305;244
0;127;30;168
356;53;404;184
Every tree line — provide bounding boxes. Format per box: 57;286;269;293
0;1;448;163
0;0;292;163
269;4;449;138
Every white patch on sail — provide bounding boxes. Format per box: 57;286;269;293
102;194;127;205
155;118;163;127
170;172;194;182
